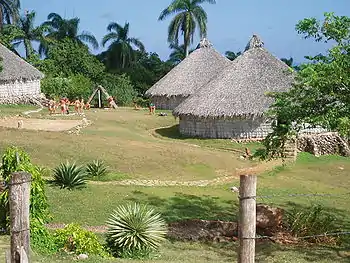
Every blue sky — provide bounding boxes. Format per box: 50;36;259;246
22;0;350;63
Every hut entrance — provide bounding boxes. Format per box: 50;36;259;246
87;85;117;109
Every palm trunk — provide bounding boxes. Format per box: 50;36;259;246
184;34;189;57
24;39;33;59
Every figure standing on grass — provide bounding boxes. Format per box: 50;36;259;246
60;98;66;115
74;98;81;114
108;96;115;108
48;98;56;115
80;98;85;112
149;102;156;115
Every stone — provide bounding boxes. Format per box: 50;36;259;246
77;254;88;260
256;204;284;236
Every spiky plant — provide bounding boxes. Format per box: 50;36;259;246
106;203;167;258
53;162;88;190
86;160;108;178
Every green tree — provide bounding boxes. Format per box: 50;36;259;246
159;0;216;57
1;11;47;58
0;0;20;28
40;13;98;55
225;50;242;61
101;22;145;69
168;43;195;65
263;13;350;159
38;39;105;82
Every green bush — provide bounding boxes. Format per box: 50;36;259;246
53;162;88;190
134;97;150;108
286;204;339;243
86;160;109;178
106;203;167;258
31;218;58;254
54;223;107;256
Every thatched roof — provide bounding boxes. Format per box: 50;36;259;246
0;43;44;82
173;35;295;118
145;38;231;97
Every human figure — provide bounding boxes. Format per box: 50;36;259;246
60;98;66;115
80;98;85;112
108;97;114;108
149;102;156;115
65;98;70;114
48;98;56;115
85;101;91;110
74;98;81;115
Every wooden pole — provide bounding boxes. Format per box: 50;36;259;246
98;89;102;108
9;172;31;263
238;174;257;263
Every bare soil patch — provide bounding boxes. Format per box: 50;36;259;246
0;117;83;132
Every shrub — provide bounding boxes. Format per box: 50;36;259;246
54;223;107;256
106;203;167;258
286;204;339;243
53;162;88;190
31;218;58;254
86;160;109;178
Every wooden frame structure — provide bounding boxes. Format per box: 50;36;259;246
87;85;117;109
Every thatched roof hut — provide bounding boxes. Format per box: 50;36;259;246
173;35;295;139
0;43;44;104
145;38;231;110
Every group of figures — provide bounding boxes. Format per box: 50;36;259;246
48;98;91;115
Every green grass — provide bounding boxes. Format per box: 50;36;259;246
0;104;38;117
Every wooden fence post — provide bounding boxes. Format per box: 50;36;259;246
9;172;31;263
238;174;257;263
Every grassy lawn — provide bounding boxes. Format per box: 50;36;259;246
1;105;350;262
0;104;38;117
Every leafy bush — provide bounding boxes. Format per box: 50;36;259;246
54;223;107;256
86;160;109;178
106;203;167;258
31;218;58;254
134;97;150;108
286;204;339;243
0;147;50;230
53;162;88;190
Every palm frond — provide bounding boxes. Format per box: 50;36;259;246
78;31;99;49
102;32;119;47
129;37;145;52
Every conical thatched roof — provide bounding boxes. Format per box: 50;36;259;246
145;39;231;97
0;43;44;82
173;35;295;118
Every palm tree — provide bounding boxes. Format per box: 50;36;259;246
2;11;47;58
168;43;195;65
281;57;294;67
41;12;98;54
0;0;20;29
102;22;145;69
159;0;216;57
225;51;242;61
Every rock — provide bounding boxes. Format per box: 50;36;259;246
256;204;284;236
77;254;88;260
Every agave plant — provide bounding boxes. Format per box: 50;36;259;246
106;203;167;258
86;160;108;178
53;161;88;189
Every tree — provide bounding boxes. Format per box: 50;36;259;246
159;0;216;57
37;39;105;82
168;43;195;65
101;22;145;69
262;13;350;159
40;13;98;55
280;57;294;67
0;0;20;29
225;50;242;61
1;11;47;58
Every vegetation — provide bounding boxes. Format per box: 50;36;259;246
86;160;109;178
106;203;167;258
225;50;242;61
159;0;216;57
53;161;88;190
0;0;20;29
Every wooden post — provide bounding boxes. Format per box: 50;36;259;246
238;174;257;263
98;89;102;108
9;172;31;263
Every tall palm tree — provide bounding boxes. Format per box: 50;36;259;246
102;22;145;69
168;43;195;65
2;11;47;58
225;50;242;61
0;0;20;29
41;12;98;54
159;0;216;57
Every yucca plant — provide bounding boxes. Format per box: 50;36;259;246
86;160;109;178
106;203;167;258
53;162;88;190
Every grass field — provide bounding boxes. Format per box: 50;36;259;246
1;106;350;262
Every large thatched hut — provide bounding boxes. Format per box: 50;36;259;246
0;43;44;104
173;35;295;139
145;39;231;110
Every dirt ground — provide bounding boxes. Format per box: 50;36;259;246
0;117;83;132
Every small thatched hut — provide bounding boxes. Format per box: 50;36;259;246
173;35;295;139
0;43;44;104
145;39;231;110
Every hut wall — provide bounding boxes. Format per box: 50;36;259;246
0;79;41;104
151;95;188;110
179;115;272;139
